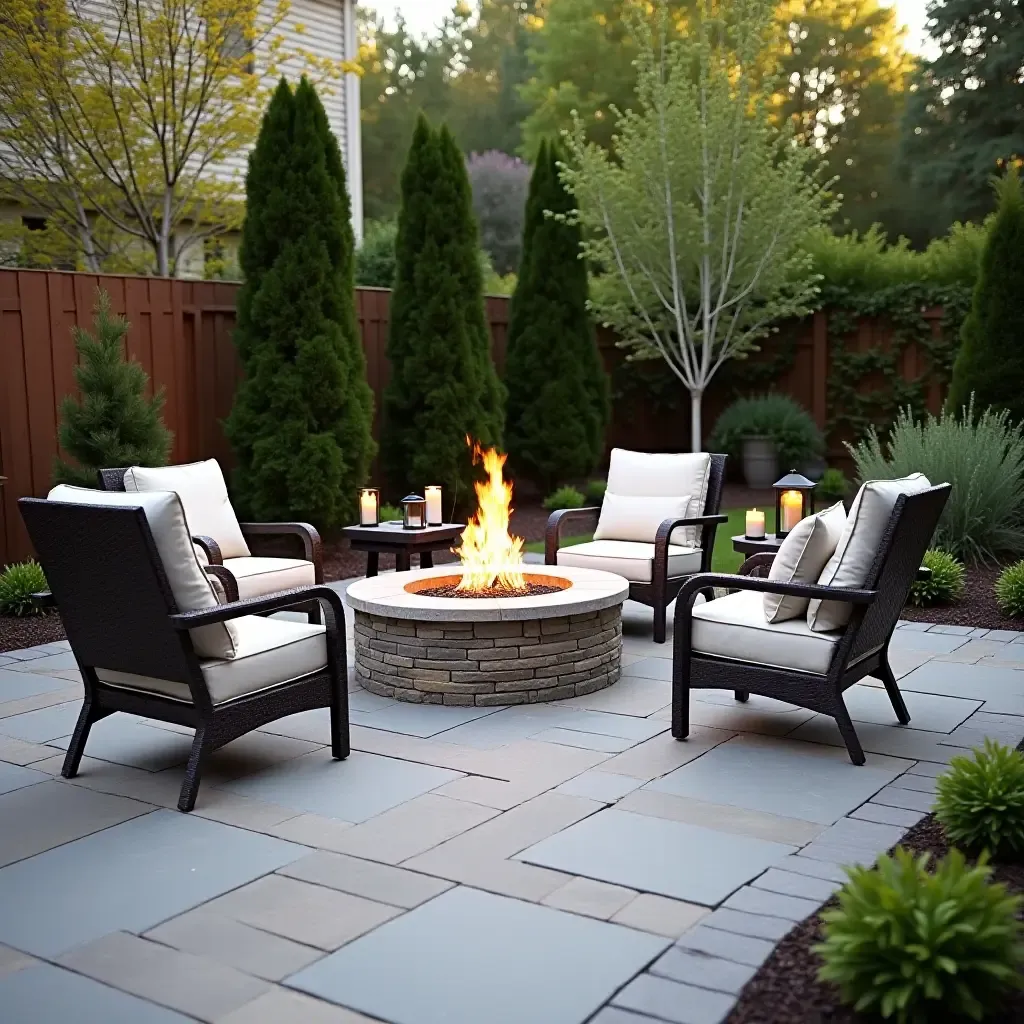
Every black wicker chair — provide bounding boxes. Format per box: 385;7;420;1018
545;454;728;644
671;483;950;764
19;495;349;812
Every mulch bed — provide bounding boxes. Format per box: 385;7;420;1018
900;564;1024;632
0;613;65;654
726;814;1024;1024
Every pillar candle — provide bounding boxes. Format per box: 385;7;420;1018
781;490;803;533
425;486;443;525
745;509;765;539
359;489;378;526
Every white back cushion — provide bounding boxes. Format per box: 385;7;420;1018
47;485;240;659
764;501;846;623
808;473;931;632
124;461;250;559
604;449;712;546
594;492;692;544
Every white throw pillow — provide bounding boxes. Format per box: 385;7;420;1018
807;473;932;632
47;485;240;659
594;492;693;545
605;449;712;545
763;501;846;623
124;460;250;559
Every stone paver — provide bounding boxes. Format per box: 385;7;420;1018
610;893;709;937
613;974;735;1024
649;947;757;995
542;875;638;919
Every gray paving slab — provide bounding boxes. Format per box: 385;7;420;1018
517;808;796;906
289;885;668;1024
897;660;1024;700
705;907;794;941
871;786;935;813
840;684;979;733
351;701;501;738
649;946;757;995
533;727;636;753
775;856;849;883
49;716;192;771
218;748;461;822
0;962;191;1023
752;868;839;902
0;701;83;742
721;886;821;921
675;924;775;967
849;803;927;828
258;708;334;744
888;631;969;654
0;667;72;702
646;736;901;825
0;760;48;796
4;651;80;673
613;973;735;1024
0;809;307;956
555;769;644;803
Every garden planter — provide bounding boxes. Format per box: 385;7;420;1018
741;436;778;489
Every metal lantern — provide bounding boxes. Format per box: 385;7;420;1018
402;494;426;530
773;470;815;539
358;487;380;527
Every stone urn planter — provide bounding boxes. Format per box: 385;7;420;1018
741;436;778;489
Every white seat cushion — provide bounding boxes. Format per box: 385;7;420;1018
808;473;932;632
594;492;692;544
97;617;327;705
224;557;316;600
125;460;250;559
692;590;840;674
47;485;240;660
556;539;702;583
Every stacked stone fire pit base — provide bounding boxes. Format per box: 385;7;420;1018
345;565;628;706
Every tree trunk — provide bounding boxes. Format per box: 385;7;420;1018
690;390;703;452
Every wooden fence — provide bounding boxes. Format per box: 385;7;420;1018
0;267;947;566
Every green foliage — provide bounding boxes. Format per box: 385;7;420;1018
0;561;48;617
909;549;966;607
379;503;403;522
355;218;397;288
226;78;375;530
849;401;1024;564
584;479;607;503
995;561;1024;618
504;140;609;489
816;846;1024;1023
467;151;531;276
708;395;824;469
815;468;849;503
381;114;505;498
543;486;586;512
948;169;1024;423
53;289;172;487
937;740;1024;859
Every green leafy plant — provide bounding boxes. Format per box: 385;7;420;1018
936;740;1024;859
543;486;586;512
995;561;1024;617
379;503;403;522
909;549;966;607
0;561;48;617
355;218;397;288
585;479;607;503
849;398;1024;564
815;468;849;503
816;847;1024;1023
708;394;824;469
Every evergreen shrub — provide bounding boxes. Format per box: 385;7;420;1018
355;218;398;288
815;468;849;503
995;561;1024;617
708;394;824;468
543;486;586;512
0;561;48;617
584;479;607;503
908;549;966;607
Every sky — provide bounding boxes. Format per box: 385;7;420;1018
369;0;933;52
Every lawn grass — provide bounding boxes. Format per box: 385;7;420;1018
524;507;748;574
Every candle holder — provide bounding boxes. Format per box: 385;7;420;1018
402;494;426;530
425;485;443;526
358;487;380;527
773;471;815;539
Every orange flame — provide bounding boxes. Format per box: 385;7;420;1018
455;440;526;593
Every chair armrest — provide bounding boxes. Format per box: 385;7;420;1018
193;535;223;565
676;572;876;612
204;565;239;603
545;507;601;564
239;522;323;581
652;514;730;582
170;585;344;630
738;553;776;577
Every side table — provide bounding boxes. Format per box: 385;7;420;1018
342;521;465;577
731;534;784;558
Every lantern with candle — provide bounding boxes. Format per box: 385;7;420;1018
402;494;427;530
425;486;443;526
773;471;814;539
358;487;380;527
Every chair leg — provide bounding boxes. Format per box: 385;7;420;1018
62;700;108;779
878;654;911;725
734;691;749;703
833;698;866;766
330;689;350;761
653;600;667;645
671;663;690;739
178;726;212;812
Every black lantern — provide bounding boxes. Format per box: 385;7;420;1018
402;494;426;530
358;487;380;527
774;470;815;539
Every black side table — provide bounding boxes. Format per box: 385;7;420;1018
731;534;785;558
342;521;465;576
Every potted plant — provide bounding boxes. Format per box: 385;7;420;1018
709;395;825;489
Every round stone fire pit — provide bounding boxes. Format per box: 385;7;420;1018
346;565;628;706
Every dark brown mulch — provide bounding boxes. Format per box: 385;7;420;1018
0;613;66;654
726;815;1024;1024
901;564;1024;632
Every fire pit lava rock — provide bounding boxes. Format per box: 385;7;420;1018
345;565;628;706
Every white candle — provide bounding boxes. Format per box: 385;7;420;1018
359;489;377;526
781;490;803;533
425;485;442;525
745;509;765;539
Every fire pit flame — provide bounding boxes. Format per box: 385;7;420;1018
455;441;527;595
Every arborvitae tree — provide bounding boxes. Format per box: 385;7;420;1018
54;289;172;487
226;77;375;528
947;168;1024;423
504;140;609;489
381;114;504;499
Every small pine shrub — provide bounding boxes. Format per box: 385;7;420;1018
816;847;1024;1023
379;503;403;522
708;394;824;469
908;549;966;607
936;740;1024;858
0;561;48;617
584;479;607;503
815;468;849;503
355;218;397;288
543;486;586;512
995;561;1024;617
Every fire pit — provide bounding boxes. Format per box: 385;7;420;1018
346;445;628;706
